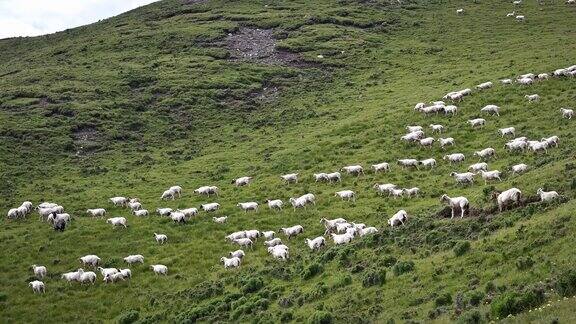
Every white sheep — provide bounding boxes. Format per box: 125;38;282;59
406;125;423;133
359;227;378;237
32;265;47;279
335;222;353;233
389;188;404;199
476;82;493;90
86;208;106;217
7;208;20;219
388;210;408;226
98;267;119;278
280;225;304;239
525;94;540;102
79;255;101;267
468;162;488;172
229;250;245;259
501;78;513;84
156;208;173;216
77;269;97;285
499;127;515;137
505;139;528;152
443;153;465;164
221;256;241;268
496;188;522;212
313;172;328;182
443;105;458;115
373;183;397;195
161;189;176;200
123;255;144;265
537;188;559;202
335;190;356;202
456;8;464;14
232;176;252;186
47;213;71;225
264;238;283;247
541;136;559;148
481;105;500;116
419;158;436;168
150;264;168;275
128;201;142;211
133;209;149;217
268;246;289;260
213;216;228;223
474;148;496;160
305;237;326;251
401;131;424;142
439;137;455;149
200;202;220;212
38;202;58;209
560;108;574;119
262;231;275;239
397;158;419;169
29;280;45;293
193;186;219;196
429;124;444;133
511;163;528;175
237;202;259;212
467;118;486;128
61;270;80;283
517;77;533;85
440;195;469;219
515;15;525;21
110;197;128;206
419;137;435;149
478;170;502;184
104;272;126;283
341;165;364;176
169;186;182;197
320;218;347;234
529;141;548;154
106;217;127;228
154;233;168;244
403;187;420;197
326;172;342;182
226;231;246;241
233;238;254;249
450;172;475;185
372;162;390;173
537;73;549;80
245;230;261;240
289;194;315;211
414;102;426;111
280;173;299;183
331;233;354;245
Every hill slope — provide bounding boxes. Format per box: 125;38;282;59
0;0;575;322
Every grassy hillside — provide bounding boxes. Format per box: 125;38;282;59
0;0;575;322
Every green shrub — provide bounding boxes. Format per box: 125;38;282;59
555;269;576;297
117;310;139;324
0;292;7;302
362;268;386;287
457;310;484;324
435;292;452;307
490;285;545;317
242;278;264;294
393;261;415;276
332;274;352;289
307;311;333;324
301;263;324;280
515;257;535;270
466;290;485;307
453;241;471;257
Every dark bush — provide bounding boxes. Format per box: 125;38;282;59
466;290;485;307
301;263;324;280
0;292;6;302
117;310;139;324
307;311;333;324
392;261;415;276
362;268;386;287
453;241;471;257
381;255;398;267
280;312;293;322
490;285;545;317
457;310;484;324
515;257;535;270
242;277;264;294
555;269;576;297
435;292;452;307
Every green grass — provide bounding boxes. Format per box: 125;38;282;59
0;0;575;322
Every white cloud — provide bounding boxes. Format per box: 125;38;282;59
0;0;159;39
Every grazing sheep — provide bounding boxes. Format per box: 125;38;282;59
98;267;119;278
419;137;435;149
262;231;275;239
499;127;515;137
389;188;404;199
120;268;132;279
515;15;525;21
123;255;144;265
47;213;71;225
537;73;549;80
110;197;128;206
79;255;101;267
150;264;168;276
541;136;559;148
193;186;219;196
7;208;20;219
440;195;469;219
133;209;149;217
439;137;455;148
305;237;326;251
537;188;559;202
245;230;261;240
468;162;488;172
213;216;228;223
237;202;259;212
180;208;198;218
406;125;423;133
289;194;315;211
456;8;464;14
331;233;354;245
414;102;426;111
511;163;528;175
229;250;245;259
481;105;500;116
443;105;458;115
221;256;241;269
268;246;289;260
450;172;475;185
264;238;282;247
161;189;176;200
280;173;299;183
467;118;486;128
106;217;127;228
474;148;496;160
529;141;548;154
505;139;528;152
128;201;142;211
517;77;533;85
388;210;408;227
233;238;254;249
154;233;168;244
397;158;420;169
443;153;465;164
200;202;220;212
403;187;420;198
476;82;493;90
359;227;378;237
478;170;502;184
169;186;182;197
32;265;47;279
335;222;353;233
501;78;513;84
313;173;328;182
61;270;81;283
335;190;356;202
104;272;126;283
320;218;347;234
341;165;364;176
232;176;252;187
156;208;173;216
560;108;573;119
29;280;45;293
280;225;304;239
496;188;522;212
401;131;424;142
373;183;397;195
525;94;540;102
86;208;106;217
77;269;96;284
429;124;444;133
372;162;390;172
325;172;342;183
419;158;436;168
226;231;247;242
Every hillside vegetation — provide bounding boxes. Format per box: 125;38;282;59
0;0;575;323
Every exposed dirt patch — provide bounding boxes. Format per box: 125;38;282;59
72;126;100;157
225;28;320;67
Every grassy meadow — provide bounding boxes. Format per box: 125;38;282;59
0;0;575;322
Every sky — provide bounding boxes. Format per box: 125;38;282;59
0;0;159;39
